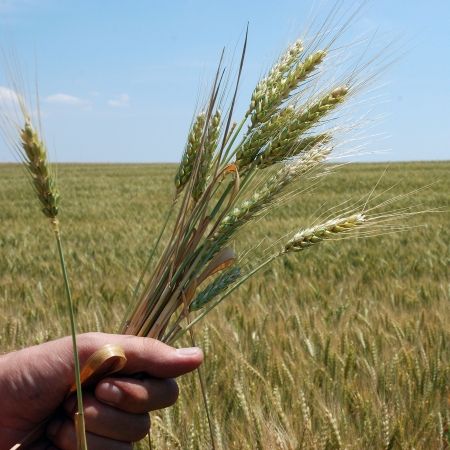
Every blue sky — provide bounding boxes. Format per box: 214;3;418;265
0;0;449;162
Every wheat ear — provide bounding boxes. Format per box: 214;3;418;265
214;146;331;248
190;266;241;312
192;109;221;202
20;120;59;219
236;85;347;170
283;213;366;253
249;43;326;127
175;111;206;192
236;106;296;169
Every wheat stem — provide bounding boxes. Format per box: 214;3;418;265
53;220;87;450
121;198;177;332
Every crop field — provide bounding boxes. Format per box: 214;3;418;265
0;161;449;449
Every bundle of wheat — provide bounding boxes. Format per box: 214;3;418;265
119;34;385;346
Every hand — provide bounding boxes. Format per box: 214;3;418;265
0;332;203;450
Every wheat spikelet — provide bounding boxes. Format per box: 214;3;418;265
20;120;59;220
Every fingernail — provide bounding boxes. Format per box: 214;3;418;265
96;381;123;405
176;346;201;356
47;419;63;438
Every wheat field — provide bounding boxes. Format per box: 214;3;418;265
0;161;448;449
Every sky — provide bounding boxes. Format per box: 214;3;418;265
0;0;449;163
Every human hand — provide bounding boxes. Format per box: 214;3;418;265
0;332;203;450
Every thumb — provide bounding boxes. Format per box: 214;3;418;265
75;332;203;378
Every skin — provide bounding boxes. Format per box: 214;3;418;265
0;332;204;450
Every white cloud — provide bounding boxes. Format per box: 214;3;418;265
107;93;130;108
0;86;21;107
45;93;90;107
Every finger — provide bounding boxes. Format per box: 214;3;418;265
95;376;179;413
47;417;133;450
76;332;203;378
63;393;150;442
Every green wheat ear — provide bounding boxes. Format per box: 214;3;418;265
190;266;241;312
192;109;221;202
20;120;59;219
249;42;326;127
175;111;206;192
